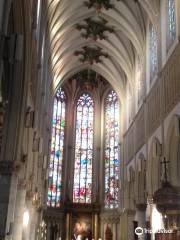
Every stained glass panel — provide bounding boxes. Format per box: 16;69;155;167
149;23;158;81
168;0;176;49
137;57;144;104
73;93;94;203
47;88;66;207
104;90;120;208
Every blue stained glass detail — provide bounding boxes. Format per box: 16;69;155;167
47;88;66;208
73;93;94;203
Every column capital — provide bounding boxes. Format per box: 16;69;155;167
0;161;14;175
100;212;120;224
147;196;154;205
123;208;136;215
17;179;27;189
136;203;147;211
0;160;22;175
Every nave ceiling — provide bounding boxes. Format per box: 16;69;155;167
46;0;159;101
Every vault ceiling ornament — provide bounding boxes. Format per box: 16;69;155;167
70;69;107;89
73;69;98;82
74;46;108;65
84;0;114;11
84;0;138;11
76;17;114;41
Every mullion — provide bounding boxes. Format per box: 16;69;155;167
55;99;63;206
106;104;110;207
110;101;113;206
55;98;61;206
74;94;93;203
89;104;93;203
108;103;111;206
115;101;119;206
51;97;58;206
79;103;83;202
84;106;88;203
85;104;90;203
105;92;119;208
113;100;116;205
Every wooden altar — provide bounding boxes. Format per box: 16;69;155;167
155;233;180;240
65;203;100;240
155;232;179;240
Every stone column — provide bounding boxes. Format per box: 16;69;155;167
94;213;98;240
12;181;26;240
0;161;18;239
112;223;116;240
47;222;51;240
126;209;136;240
66;213;70;240
104;223;107;240
136;204;147;240
29;206;38;240
0;0;5;30
100;213;120;240
100;219;104;240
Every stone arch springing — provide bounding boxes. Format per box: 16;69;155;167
128;166;135;210
147;137;162;196
135;153;146;205
166;114;180;186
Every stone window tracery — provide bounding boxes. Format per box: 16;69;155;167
47;88;66;207
104;90;120;208
73;93;94;203
167;0;176;50
149;23;158;81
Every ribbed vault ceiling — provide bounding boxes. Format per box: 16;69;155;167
46;0;159;100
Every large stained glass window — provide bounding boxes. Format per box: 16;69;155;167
73;93;94;203
167;0;176;49
149;23;158;81
136;56;144;105
104;90;120;208
47;88;66;207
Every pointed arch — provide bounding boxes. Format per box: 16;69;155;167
166;115;180;186
104;90;120;208
73;92;94;203
47;88;66;207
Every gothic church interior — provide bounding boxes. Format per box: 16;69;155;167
0;0;180;240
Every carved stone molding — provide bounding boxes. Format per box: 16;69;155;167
84;0;114;11
124;43;180;164
26;190;34;200
0;161;16;175
76;17;114;41
69;69;108;92
64;202;101;213
18;179;27;189
43;208;64;223
74;46;108;65
123;208;136;216
100;212;120;224
136;203;147;211
147;196;153;205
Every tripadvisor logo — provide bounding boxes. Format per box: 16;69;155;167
135;227;144;236
135;227;173;235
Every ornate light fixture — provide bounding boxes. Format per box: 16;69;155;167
153;157;180;229
76;17;114;41
74;46;108;65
